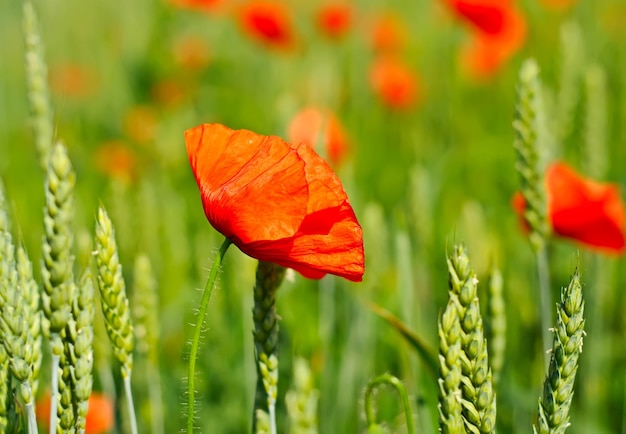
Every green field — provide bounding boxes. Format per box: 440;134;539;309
1;0;626;433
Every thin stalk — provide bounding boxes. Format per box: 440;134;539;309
124;376;138;434
49;352;59;434
25;399;37;434
268;404;277;434
148;362;164;434
364;373;415;434
187;237;232;433
536;247;552;369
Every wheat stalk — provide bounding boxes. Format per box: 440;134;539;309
285;357;319;434
252;261;286;434
534;271;585;434
22;1;54;170
445;244;496;434
94;205;137;434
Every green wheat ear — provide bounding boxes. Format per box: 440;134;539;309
285;358;319;434
23;1;54;170
0;181;13;432
437;299;464;434
16;245;43;399
513;58;550;252
69;270;96;433
252;261;286;434
94;205;134;378
94;205;138;434
534;271;585;434
487;266;505;386
583;65;607;179
41;141;76;355
555;22;584;145
443;244;496;434
132;254;159;364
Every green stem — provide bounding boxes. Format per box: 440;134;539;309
364;373;415;434
124;375;138;434
536;247;552;369
187;237;232;433
148;362;165;434
25;398;37;434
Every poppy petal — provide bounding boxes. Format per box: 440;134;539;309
186;123;365;281
547;162;625;252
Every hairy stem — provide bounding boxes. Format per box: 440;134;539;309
187;237;231;433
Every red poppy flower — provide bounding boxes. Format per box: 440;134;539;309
369;55;420;109
237;0;294;49
95;141;138;185
37;392;115;434
186;123;365;282
369;12;408;53
124;105;158;145
287;107;349;167
448;0;506;34
316;3;353;39
513;162;625;253
172;35;211;72
49;62;98;99
170;0;224;13
445;0;526;78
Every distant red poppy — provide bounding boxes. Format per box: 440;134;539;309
170;0;224;12
446;0;526;78
124;105;158;145
369;55;420;109
95;141;138;185
49;62;97;99
172;35;211;71
237;0;294;49
287;107;349;166
513;162;625;253
37;392;115;434
449;0;506;34
151;78;189;108
186;123;364;281
369;12;408;52
316;3;353;39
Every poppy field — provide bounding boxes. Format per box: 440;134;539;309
1;0;626;433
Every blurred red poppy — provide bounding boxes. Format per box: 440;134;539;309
170;0;224;12
124;105;158;145
151;78;189;108
172;35;211;71
237;0;294;49
513;162;625;253
369;55;420;109
316;3;353;39
287;107;349;167
49;62;98;99
369;12;408;53
186;123;364;281
37;392;115;434
446;0;526;78
449;0;506;34
95;140;138;185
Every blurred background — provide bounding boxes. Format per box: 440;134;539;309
1;0;626;432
